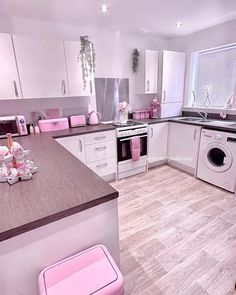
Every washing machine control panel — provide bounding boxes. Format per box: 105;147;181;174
227;137;236;143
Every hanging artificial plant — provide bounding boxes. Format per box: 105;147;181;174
132;48;140;73
79;36;96;90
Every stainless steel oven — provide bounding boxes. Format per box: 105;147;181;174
117;133;147;162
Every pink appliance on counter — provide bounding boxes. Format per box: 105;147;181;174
38;118;69;132
149;99;160;119
88;111;101;125
38;245;124;295
69;115;86;127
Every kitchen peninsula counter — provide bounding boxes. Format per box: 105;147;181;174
0;123;118;242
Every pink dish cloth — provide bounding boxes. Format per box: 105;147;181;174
130;136;140;161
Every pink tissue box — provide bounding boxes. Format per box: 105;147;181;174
38;118;69;132
38;245;124;295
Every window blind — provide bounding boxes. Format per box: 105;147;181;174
194;46;236;107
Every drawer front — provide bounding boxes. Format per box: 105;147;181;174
85;140;116;163
87;157;117;177
85;130;115;145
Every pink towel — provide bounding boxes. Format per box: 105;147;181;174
130;136;140;161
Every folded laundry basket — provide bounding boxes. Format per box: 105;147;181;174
38;245;124;295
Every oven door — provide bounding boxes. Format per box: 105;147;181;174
117;134;147;162
0;119;19;138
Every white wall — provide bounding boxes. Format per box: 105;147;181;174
0;14;169;121
168;19;236;107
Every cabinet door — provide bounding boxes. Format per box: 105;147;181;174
13;35;68;99
55;135;86;163
162;50;186;103
64;40;95;97
145;50;158;94
0;33;21;99
168;123;201;170
148;122;168;165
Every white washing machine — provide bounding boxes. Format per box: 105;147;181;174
197;129;236;192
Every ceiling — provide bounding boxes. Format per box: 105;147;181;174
0;0;236;38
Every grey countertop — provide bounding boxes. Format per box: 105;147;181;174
0;123;118;242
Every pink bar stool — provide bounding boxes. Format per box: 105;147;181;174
38;245;124;295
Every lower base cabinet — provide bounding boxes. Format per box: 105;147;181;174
56;130;117;181
148;122;168;167
167;122;201;174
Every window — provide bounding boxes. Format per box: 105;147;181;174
189;45;236;108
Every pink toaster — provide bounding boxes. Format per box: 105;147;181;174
69;115;86;127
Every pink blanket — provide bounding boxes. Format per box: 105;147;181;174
130;136;140;161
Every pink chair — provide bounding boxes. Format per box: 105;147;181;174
38;245;124;295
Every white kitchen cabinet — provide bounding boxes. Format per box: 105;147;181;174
160;50;186;118
12;35;68;99
55;135;86;163
167;122;201;174
161;50;186;103
84;130;117;181
148;122;168;167
136;50;158;94
0;33;21;99
64;40;95;97
55;130;117;181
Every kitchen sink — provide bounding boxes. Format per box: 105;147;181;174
178;117;202;121
198;119;213;122
177;117;236;126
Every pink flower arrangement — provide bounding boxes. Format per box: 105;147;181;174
118;101;131;113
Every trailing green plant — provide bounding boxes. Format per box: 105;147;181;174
79;36;96;90
132;48;140;73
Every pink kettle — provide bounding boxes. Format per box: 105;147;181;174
88;111;101;125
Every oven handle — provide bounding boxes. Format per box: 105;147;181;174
119;134;148;142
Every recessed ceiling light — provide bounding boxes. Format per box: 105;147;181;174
101;4;108;13
176;22;183;29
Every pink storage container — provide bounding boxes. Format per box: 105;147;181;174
133;111;141;120
38;118;69;132
38;245;124;295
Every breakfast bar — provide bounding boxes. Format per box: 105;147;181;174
0;125;119;295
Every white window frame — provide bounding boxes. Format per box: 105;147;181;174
185;43;236;114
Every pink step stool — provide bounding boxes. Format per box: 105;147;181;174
38;245;124;295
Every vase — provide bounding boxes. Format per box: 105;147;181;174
119;111;128;124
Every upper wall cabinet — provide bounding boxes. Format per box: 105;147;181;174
0;33;21;100
136;50;158;94
12;35;68;99
161;50;186;104
64;40;95;97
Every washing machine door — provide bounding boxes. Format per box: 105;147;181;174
203;143;232;172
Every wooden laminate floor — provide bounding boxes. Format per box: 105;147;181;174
111;165;236;295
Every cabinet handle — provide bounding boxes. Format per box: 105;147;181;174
13;80;19;97
151;127;154;139
147;80;150;92
194;129;197;141
61;80;66;95
95;146;107;151
95;136;106;141
90;80;93;94
96;163;108;169
163;90;166;102
78;139;83;152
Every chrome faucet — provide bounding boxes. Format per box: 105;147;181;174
193;108;208;120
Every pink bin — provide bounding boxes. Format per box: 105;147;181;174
38;245;124;295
